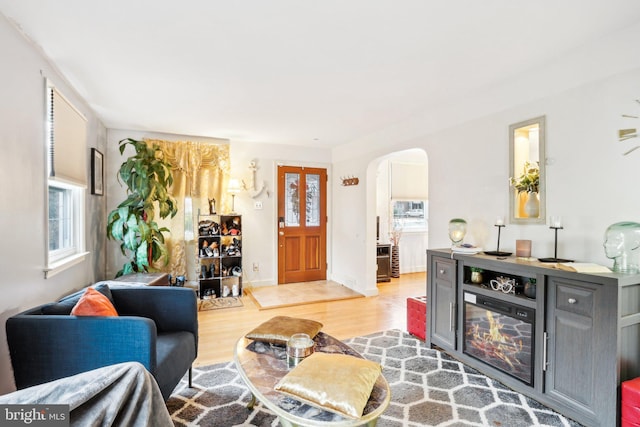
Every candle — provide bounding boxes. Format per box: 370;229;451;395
550;216;562;228
516;240;532;258
495;216;505;226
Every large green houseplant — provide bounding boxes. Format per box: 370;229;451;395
107;138;178;277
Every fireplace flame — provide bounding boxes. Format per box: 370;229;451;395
468;311;524;371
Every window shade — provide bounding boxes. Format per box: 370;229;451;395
390;161;428;200
49;87;87;186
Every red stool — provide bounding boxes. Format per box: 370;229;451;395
622;377;640;426
407;296;427;340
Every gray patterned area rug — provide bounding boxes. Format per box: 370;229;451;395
167;330;583;426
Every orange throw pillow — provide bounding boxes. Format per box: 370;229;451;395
71;287;119;316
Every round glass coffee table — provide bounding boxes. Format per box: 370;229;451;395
234;332;390;427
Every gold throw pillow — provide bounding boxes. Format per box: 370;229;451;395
274;352;381;419
245;316;323;345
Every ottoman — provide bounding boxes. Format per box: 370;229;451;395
622;377;640;426
407;296;427;340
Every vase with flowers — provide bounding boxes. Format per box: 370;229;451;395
389;219;403;278
510;161;540;218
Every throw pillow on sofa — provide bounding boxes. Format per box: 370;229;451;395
71;287;118;316
41;283;115;315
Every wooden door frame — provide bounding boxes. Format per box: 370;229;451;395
273;162;331;285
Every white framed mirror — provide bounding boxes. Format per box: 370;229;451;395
509;116;546;224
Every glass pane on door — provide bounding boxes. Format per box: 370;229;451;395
285;173;300;227
306;174;320;226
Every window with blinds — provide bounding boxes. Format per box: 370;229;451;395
390;161;428;232
45;81;88;277
48;86;87;184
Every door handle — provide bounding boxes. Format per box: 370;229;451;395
279;231;284;236
543;331;549;371
449;302;454;332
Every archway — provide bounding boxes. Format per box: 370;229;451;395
366;148;429;286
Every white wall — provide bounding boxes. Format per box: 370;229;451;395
333;25;640;298
228;140;332;288
0;15;107;394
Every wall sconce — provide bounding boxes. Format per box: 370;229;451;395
228;178;242;213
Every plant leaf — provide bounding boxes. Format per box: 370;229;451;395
136;240;149;271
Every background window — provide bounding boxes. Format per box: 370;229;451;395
48;184;75;259
392;200;428;231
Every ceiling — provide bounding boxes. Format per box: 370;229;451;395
2;1;640;148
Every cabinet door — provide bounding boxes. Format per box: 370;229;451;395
430;257;457;350
545;277;601;420
376;256;390;281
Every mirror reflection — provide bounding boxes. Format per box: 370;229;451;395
509;116;546;223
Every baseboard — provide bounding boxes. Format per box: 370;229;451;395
400;266;427;274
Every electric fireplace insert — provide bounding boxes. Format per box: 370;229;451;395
463;291;535;386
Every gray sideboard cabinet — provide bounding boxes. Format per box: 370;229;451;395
427;255;457;351
426;248;640;427
545;275;617;424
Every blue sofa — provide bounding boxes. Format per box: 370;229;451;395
5;284;198;400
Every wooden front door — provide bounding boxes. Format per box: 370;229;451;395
277;166;327;284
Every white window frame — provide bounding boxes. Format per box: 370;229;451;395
44;80;88;278
45;180;88;279
392;199;428;233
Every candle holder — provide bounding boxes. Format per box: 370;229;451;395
484;224;512;257
538;225;573;263
516;240;532;258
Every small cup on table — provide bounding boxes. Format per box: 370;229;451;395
286;333;315;368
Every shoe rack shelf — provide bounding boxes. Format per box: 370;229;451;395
197;212;242;300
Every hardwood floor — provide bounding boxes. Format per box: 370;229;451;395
195;272;426;366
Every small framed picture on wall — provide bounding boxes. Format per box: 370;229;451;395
91;148;104;196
